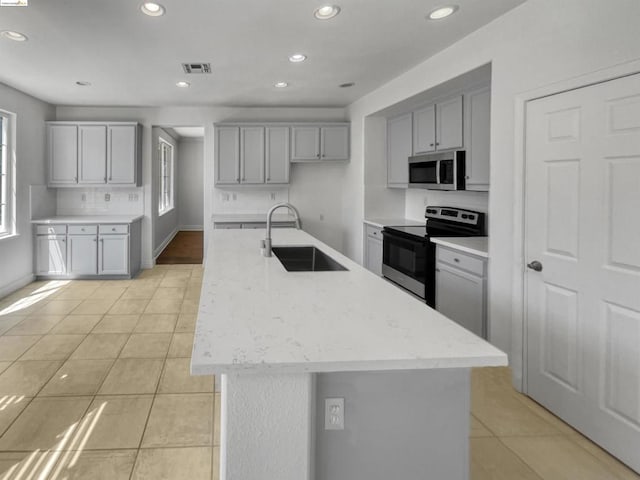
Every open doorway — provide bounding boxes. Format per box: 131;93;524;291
152;125;205;264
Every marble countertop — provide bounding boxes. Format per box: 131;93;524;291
212;213;297;223
363;218;425;228
31;215;144;224
191;228;506;375
430;237;489;258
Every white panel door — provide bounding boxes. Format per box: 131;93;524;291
216;127;240;184
108;125;137;184
266;127;290;184
436;96;463;151
413;105;436;154
48;125;78;185
36;235;67;275
320;126;349;160
79;125;107;184
99;235;129;275
68;235;98;275
240;127;265;184
526;73;640;472
387;113;412;187
291;127;320;161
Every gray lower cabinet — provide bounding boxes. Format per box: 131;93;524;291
35;221;141;278
435;245;487;338
363;224;383;276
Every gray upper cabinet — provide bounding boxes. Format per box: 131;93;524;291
266;127;290;184
291;126;321;161
240;127;265;184
48;124;78;185
387;113;412;187
320;126;349;160
47;122;140;187
436;95;463;151
464;86;491;190
216;127;241;185
291;124;349;162
79;125;107;184
413;105;436;154
108;125;139;185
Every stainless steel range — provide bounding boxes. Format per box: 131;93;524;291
382;206;485;306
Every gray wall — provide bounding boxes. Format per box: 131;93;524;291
0;83;54;297
315;369;469;480
152;127;179;254
177;138;204;230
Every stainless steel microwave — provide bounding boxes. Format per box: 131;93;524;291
408;151;466;190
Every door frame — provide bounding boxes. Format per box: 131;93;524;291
511;58;640;393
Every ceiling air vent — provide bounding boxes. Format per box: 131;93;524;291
182;63;212;74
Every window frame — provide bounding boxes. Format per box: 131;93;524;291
0;110;16;240
158;137;175;216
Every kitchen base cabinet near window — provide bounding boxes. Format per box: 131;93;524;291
34;220;141;279
435;245;487;338
364;224;383;276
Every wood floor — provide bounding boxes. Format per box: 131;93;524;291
156;231;203;265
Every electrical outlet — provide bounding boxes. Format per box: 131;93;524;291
104;193;111;202
232;193;237;201
319;214;325;221
81;194;87;202
270;192;276;201
324;398;344;430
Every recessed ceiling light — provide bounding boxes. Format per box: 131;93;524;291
274;82;289;88
339;82;355;88
176;81;190;88
1;30;28;42
140;2;165;16
289;54;307;63
76;81;91;87
314;5;340;20
427;5;458;20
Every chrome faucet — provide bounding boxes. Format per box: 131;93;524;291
261;203;302;257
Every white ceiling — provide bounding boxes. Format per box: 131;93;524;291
171;126;205;138
0;0;525;107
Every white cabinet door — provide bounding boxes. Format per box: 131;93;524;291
387;113;412;187
108;125;137;185
365;235;383;277
48;125;78;185
291;127;320;161
240;127;265;184
266;127;290;184
465;87;490;189
216;127;240;184
99;235;129;275
320;126;349;160
79;125;107;184
413;105;436;154
436;96;463;151
436;263;485;337
68;235;98;275
36;235;67;275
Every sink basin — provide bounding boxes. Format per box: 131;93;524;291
272;246;348;272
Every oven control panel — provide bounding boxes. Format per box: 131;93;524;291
425;206;482;226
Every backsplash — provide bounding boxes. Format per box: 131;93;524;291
212;186;289;214
57;187;144;215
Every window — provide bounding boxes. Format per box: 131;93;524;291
0;111;14;237
158;137;174;215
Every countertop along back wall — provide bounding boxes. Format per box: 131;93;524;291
344;0;640;385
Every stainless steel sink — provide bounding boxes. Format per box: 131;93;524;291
272;246;348;272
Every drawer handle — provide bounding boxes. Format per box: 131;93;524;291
112;228;116;232
454;258;460;263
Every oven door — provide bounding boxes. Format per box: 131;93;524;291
382;231;427;298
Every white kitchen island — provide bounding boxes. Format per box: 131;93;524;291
192;228;507;480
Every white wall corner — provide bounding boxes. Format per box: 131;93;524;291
0;272;36;301
153;227;179;260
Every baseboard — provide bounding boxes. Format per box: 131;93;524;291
0;272;36;301
153;227;179;260
179;225;204;231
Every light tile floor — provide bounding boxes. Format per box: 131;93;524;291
0;265;637;480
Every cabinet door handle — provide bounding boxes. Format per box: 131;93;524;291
429;143;434;147
317;154;321;158
454;258;460;263
435;268;440;272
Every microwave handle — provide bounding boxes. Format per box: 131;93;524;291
436;160;441;184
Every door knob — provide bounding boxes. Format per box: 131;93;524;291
527;261;543;272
